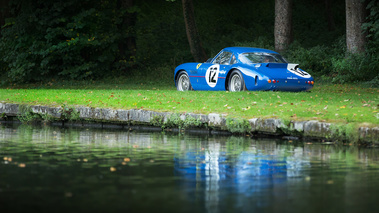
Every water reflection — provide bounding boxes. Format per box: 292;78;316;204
1;123;379;213
174;137;314;213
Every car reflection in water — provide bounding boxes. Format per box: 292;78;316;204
174;143;309;212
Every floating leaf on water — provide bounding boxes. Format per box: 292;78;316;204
65;192;73;197
327;180;334;184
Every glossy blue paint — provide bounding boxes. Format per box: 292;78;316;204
174;47;314;92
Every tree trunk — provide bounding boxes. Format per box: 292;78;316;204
182;0;207;62
274;0;293;53
346;0;367;54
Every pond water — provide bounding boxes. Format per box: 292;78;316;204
1;124;379;213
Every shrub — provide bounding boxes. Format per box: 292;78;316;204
17;105;40;123
331;52;379;83
0;0;137;83
226;118;251;134
284;41;342;77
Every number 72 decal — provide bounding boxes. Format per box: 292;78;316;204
205;64;220;87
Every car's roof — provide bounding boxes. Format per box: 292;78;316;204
223;47;279;54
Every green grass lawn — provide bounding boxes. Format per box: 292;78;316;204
1;78;378;126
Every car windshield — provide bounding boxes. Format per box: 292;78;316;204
239;52;288;64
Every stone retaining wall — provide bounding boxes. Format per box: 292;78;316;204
1;102;378;143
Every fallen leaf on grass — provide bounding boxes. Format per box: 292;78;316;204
242;106;251;111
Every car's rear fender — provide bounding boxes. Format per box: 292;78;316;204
226;66;271;91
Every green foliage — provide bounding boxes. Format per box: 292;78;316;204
363;0;379;46
164;113;185;130
183;115;205;129
0;0;137;82
151;115;165;127
0;0;377;85
284;41;342;77
0;112;7;119
152;113;206;130
331;52;379;84
40;113;55;123
365;75;379;87
17;105;40;123
60;104;80;121
284;37;379;85
128;65;173;86
329;123;359;143
226;118;250;134
135;0;189;66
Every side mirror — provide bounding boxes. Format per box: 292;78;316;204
206;58;212;63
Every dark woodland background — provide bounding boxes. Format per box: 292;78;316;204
0;0;377;85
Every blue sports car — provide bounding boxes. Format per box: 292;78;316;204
174;47;314;92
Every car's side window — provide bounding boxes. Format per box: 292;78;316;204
213;52;223;64
230;54;236;65
214;51;233;65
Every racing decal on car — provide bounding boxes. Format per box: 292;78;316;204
196;63;202;69
205;64;219;87
287;64;311;78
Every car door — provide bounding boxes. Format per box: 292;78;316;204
194;51;233;91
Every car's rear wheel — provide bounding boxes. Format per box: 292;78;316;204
177;71;192;91
228;70;246;92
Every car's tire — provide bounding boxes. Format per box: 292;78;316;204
228;70;246;92
176;71;192;91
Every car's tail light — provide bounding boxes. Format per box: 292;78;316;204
268;79;280;83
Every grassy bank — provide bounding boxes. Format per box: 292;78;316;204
1;78;378;127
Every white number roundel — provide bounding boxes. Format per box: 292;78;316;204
287;64;311;78
205;64;219;87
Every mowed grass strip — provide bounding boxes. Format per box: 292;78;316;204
0;82;378;126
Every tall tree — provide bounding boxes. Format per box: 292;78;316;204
182;0;207;62
346;0;367;53
274;0;293;53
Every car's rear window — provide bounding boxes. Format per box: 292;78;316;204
240;53;288;64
